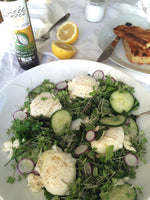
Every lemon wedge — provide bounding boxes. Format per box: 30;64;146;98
51;41;77;59
56;21;79;44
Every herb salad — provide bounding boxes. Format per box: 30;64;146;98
4;71;147;200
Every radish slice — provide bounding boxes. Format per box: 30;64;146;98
74;144;88;156
84;162;93;176
110;77;116;83
124;153;138;167
83;105;90;113
32;167;40;176
13;110;27;121
125;118;130;125
56;81;68;90
92;70;104;80
17;158;34;175
85;130;96;142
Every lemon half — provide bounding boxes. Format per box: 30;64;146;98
52;41;77;59
56;21;79;44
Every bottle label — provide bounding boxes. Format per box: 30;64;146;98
1;1;30;30
1;1;39;69
13;26;37;64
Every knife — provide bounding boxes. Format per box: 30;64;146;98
97;36;120;62
97;22;132;62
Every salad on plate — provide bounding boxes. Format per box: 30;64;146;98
3;70;147;200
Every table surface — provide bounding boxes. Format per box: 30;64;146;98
0;0;150;94
0;2;150;200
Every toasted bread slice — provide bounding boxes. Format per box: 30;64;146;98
113;25;150;49
123;39;150;64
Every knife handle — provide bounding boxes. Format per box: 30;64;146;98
49;13;70;31
40;13;70;40
111;36;120;48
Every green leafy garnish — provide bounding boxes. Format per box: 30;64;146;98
7;176;15;184
105;145;114;162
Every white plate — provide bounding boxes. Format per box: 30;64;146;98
0;59;150;200
99;14;150;74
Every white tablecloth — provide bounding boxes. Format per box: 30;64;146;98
0;0;150;93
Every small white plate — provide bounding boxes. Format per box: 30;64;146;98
99;14;150;74
0;59;150;200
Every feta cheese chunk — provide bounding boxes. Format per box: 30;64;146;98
12;139;20;149
35;148;76;196
123;135;136;152
68;74;98;98
71;118;84;130
27;173;44;192
30;92;62;118
3;139;20;159
91;127;124;154
3;140;13;152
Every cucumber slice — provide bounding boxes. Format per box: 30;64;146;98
110;90;134;113
100;115;126;126
123;117;138;139
101;183;137;200
51;110;72;135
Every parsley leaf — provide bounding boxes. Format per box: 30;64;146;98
105;145;114;162
7;176;15;184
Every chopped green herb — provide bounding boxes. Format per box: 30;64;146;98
7;176;15;184
105;145;114;162
41;97;48;101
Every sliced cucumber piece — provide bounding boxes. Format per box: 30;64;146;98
51;110;72;135
101;183;137;200
123;117;138;139
100;115;126;126
110;90;134;113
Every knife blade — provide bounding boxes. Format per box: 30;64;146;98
97;36;120;62
97;22;132;62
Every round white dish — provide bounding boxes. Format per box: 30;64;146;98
0;59;150;200
98;14;150;74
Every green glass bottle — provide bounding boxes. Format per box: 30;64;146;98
0;0;39;70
